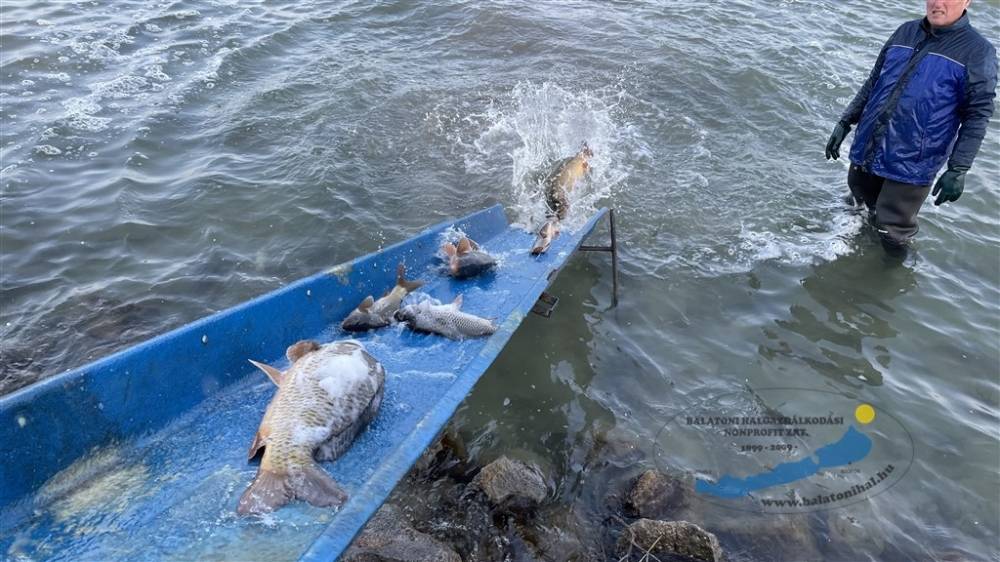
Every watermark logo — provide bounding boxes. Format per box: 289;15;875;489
654;387;914;514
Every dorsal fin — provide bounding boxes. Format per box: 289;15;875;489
286;340;320;363
249;359;284;386
358;295;375;312
396;262;423;293
451;294;463;310
441;243;457;257
456;238;472;255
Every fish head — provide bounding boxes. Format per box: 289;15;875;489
393;305;417;325
341;309;385;332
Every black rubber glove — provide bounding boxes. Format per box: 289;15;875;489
932;166;968;206
825;121;850;160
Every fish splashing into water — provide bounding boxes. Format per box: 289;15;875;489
531;144;593;255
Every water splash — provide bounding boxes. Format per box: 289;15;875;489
469;81;632;232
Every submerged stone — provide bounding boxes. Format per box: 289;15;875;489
624;469;691;519
343;504;461;562
470;455;549;511
616;519;724;562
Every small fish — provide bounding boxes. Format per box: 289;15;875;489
441;237;497;279
238;339;385;515
530;219;560;255
341;263;423;332
394;295;497;340
531;144;593;254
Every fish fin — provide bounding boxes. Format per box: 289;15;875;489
358;295;375;312
296;463;349;509
441;243;457;257
396;262;424;293
468;238;480;251
237;468;293;515
451;294;463;310
286;340;320;363
249;359;284;386
247;429;267;461
456;238;472;255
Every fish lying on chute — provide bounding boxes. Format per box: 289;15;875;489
394;295;496;340
341;263;423;332
238;339;385;515
441;236;497;279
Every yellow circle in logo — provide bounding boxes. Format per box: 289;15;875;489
855;404;876;425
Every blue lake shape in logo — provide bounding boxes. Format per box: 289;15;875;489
696;426;873;498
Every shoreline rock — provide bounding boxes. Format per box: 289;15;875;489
342;504;461;562
616;519;724;562
469;455;549;513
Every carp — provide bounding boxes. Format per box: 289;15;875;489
394;295;497;340
341;263;423;332
531;144;593;255
238;339;385;515
441;237;497;279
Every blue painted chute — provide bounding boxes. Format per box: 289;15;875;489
0;204;610;561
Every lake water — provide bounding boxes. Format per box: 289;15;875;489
2;1;998;560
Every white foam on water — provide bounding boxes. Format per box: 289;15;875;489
33;145;62;156
92;75;150;99
690;208;866;276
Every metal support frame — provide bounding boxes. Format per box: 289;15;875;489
578;208;619;307
531;208;620;318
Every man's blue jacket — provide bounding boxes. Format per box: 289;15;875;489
841;11;997;185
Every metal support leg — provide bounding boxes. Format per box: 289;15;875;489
610;209;619;307
579;208;619;307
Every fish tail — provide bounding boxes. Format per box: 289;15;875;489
396;262;424;293
237;463;347;515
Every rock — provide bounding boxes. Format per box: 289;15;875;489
470;456;548;511
587;425;646;467
412;428;469;478
342;504;461;562
823;506;887;560
711;513;821;562
623;469;690;519
616;519;724;562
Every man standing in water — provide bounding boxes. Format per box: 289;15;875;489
824;0;997;254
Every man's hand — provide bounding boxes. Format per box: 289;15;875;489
825;121;851;160
932;167;968;206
